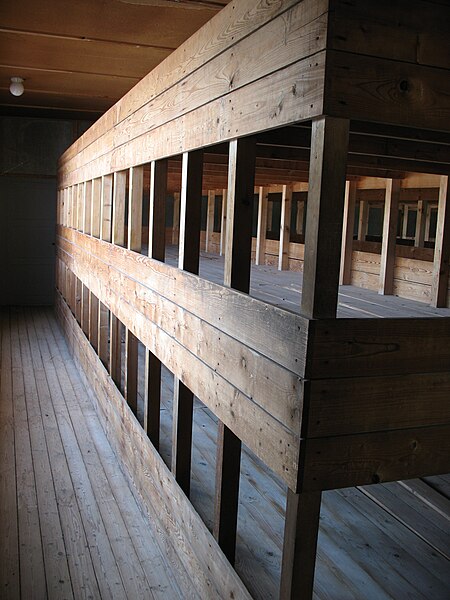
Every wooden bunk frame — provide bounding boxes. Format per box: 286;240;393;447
55;1;450;598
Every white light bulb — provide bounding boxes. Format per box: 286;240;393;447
10;77;24;97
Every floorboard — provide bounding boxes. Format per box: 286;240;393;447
0;306;192;600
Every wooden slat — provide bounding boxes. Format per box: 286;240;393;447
278;185;292;271
379;179;401;295
144;159;167;446
220;188;227;256
172;191;180;245
128;166;144;253
100;174;113;243
308;316;450;379
110;314;123;390
255;186;268;266
83;180;92;235
91;177;102;239
431;177;450;307
205;189;215;253
300;424;450;492
112;171;127;247
302;116;350;318
339;180;357;285
57;225;310;376
55;294;253;600
325;50;450;132
172;149;204;496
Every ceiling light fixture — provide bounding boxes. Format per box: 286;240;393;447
10;77;25;97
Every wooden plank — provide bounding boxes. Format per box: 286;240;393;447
55;294;253;600
0;310;20;599
100;174;113;243
98;302;109;369
128;165;144;253
59;0;327;180
125;330;138;416
379;179;401;295
89;293;99;351
300;424;450;492
280;489;322;600
255;186;268;265
60;49;326;187
357;199;369;241
325;50;450;132
278;185;292;271
112;171;127;247
219;188;227;256
308;316;450;379
328;0;450;69
172;191;180;245
110;314;123;390
215;136;257;564
91;177;102;239
431;177;450;307
205;190;215;253
57;225;310;376
81;284;90;336
172;150;203;494
306;371;450;437
145;159;167;446
83;180;92;235
414;200;427;248
302;116;350;318
339;180;357;285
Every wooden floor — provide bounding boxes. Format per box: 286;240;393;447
0;306;196;600
2;250;450;599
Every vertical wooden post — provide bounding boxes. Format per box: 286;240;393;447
431;176;450;308
357;200;369;241
172;192;180;245
415;199;427;248
279;185;293;271
81;180;92;336
145;159;167;447
296;198;305;236
77;183;84;231
89;178;102;351
214;136;256;565
425;202;432;242
220;188;227;256
125;166;144;416
172;150;203;496
284;117;349;600
98;174;113;368
301;116;350;318
205;189;215;252
401;204;409;239
255;186;268;266
110;171;127;385
339;180;357;285
379;179;401;295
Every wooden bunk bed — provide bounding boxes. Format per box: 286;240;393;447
55;1;450;598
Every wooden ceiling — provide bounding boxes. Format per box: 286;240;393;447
0;0;230;118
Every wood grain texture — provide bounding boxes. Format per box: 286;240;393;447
379;179;401;295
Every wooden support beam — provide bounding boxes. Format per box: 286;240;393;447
77;183;83;231
431;176;450;308
91;177;102;239
301;116;350;319
172;149;203;496
379;179;401;295
145;159;167;446
280;489;322;600
83;180;92;235
357;199;369;241
89;292;99;352
296;197;305;236
339;180;357;285
112;171;127;247
215;136;256;565
401;204;409;239
110;315;123;389
279;184;292;270
289;117;348;599
125;165;144;414
414;200;427;248
100;174;113;243
172;191;180;245
81;284;90;336
205;189;215;252
220;188;227;256
255;186;268;265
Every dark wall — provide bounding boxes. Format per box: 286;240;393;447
0;116;93;305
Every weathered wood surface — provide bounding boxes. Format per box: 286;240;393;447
55;296;253;600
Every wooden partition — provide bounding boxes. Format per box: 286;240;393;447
56;1;450;598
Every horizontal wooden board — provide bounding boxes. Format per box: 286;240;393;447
60;0;309;165
300;424;450;491
351;251;381;275
58;226;310;374
393;257;433;286
59;51;326;186
392;280;432;304
325;50;450;132
55;293;253;600
306;372;450;437
328;0;450;69
57;229;302;488
307;316;450;378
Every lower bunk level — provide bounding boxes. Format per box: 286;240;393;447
1;304;449;599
